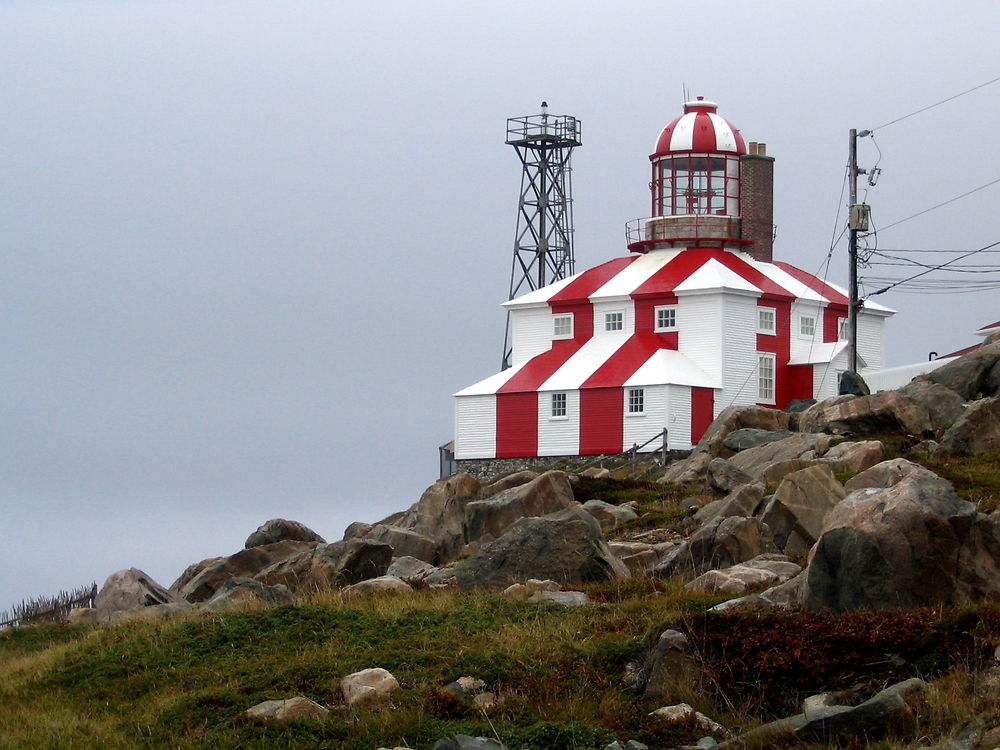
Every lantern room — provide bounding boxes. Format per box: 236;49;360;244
627;97;775;262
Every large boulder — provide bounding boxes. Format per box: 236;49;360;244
693;405;792;458
728;433;832;480
658;516;776;576
255;539;392;594
926;341;1000;400
203;577;295;612
760;464;846;558
801;463;1000;610
843;457;928;493
171;540;317;603
245;518;326;548
94;568;180;619
362;524;437;563
818;440;884;474
341;667;400;707
453;506;628;590
722;428;795;453
897;380;967;434
480;470;537;498
799;391;934;437
395;472;481;564
642;629;697;700
581;499;638;531
706;458;753;493
245;696;329;721
464;470;577;544
937;396;1000;457
684;555;801;595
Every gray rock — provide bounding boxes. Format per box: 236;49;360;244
801;465;1000;610
342;521;373;540
722;428;794;452
340;667;400;707
453;506;628;590
527;590;589;606
803;391;935;438
94;568;179;619
659;516;776;576
694;405;792;458
172;540;317;602
245;518;325;549
685;555;801;595
819;440;885;474
838;370;871;396
341;575;413;596
245;696;329;721
203;577;295;612
386;555;436;584
582;499;638;531
728;433;832;480
796;678;927;742
363;524;437;563
938;396;1000;456
897;379;968;434
481;470;537;498
107;601;194;624
706;458;754;494
464;470;577;544
658;451;713;484
927;341;1000;400
256;539;393;593
642;630;695;700
760;464;846;557
785;398;817;413
434;735;507;750
843;457;928;493
396;472;481;564
716;483;766;520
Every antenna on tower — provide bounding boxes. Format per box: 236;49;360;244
501;103;582;370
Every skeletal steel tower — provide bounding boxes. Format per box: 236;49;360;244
501;102;582;369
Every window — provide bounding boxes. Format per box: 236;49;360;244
553;314;573;339
605;311;624;332
551;392;567;418
838;317;848;341
757;307;776;334
758;353;776;403
799;315;816;337
654;305;677;331
627;388;645;414
652;153;741;217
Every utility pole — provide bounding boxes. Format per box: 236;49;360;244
847;128;871;375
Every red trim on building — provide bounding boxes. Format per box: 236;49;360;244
550;300;594;341
823;304;847;343
773;261;849;305
495;392;538;458
786;364;815;403
632;249;715;296
691;387;715;443
580;387;624;455
756;297;792;409
581;333;663;389
549;256;637;304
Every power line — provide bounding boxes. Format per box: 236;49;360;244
867;238;1000;296
879;176;1000;231
871;74;1000;132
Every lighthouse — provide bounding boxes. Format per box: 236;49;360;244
453;99;893;463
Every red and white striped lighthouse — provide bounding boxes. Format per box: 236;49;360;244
454;99;892;461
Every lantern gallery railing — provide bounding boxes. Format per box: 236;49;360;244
625;215;775;253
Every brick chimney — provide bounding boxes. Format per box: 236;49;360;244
740;142;775;263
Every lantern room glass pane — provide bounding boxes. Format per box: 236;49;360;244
654;154;740;217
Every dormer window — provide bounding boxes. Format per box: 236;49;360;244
605;311;624;332
654;305;678;332
553;314;574;339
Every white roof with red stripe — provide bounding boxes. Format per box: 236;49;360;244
653;98;747;157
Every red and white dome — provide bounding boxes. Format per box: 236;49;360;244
653;97;747;156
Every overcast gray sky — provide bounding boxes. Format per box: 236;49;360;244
2;1;998;612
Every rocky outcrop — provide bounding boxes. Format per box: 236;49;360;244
395;472;481;564
728;433;832;480
202;577;295;612
818;440;884;474
363;524;437;563
453;506;628;590
464;471;577;544
480;470;537;498
256;539;392;594
759;464;846;558
244;519;325;549
897;380;967;434
799;391;934;437
926;341;1000;400
341;575;413;597
642;629;697;700
937;396;1000;457
581;499;637;531
94;568;180;620
706;458;753;493
171;540;317;602
658;516;776;576
684;555;801;595
801;462;1000;610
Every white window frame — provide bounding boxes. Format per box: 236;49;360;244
654;304;678;332
757;352;776;404
553;314;574;340
757;306;776;334
627;387;645;415
604;310;624;332
550;392;567;419
799;314;816;338
837;317;848;341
